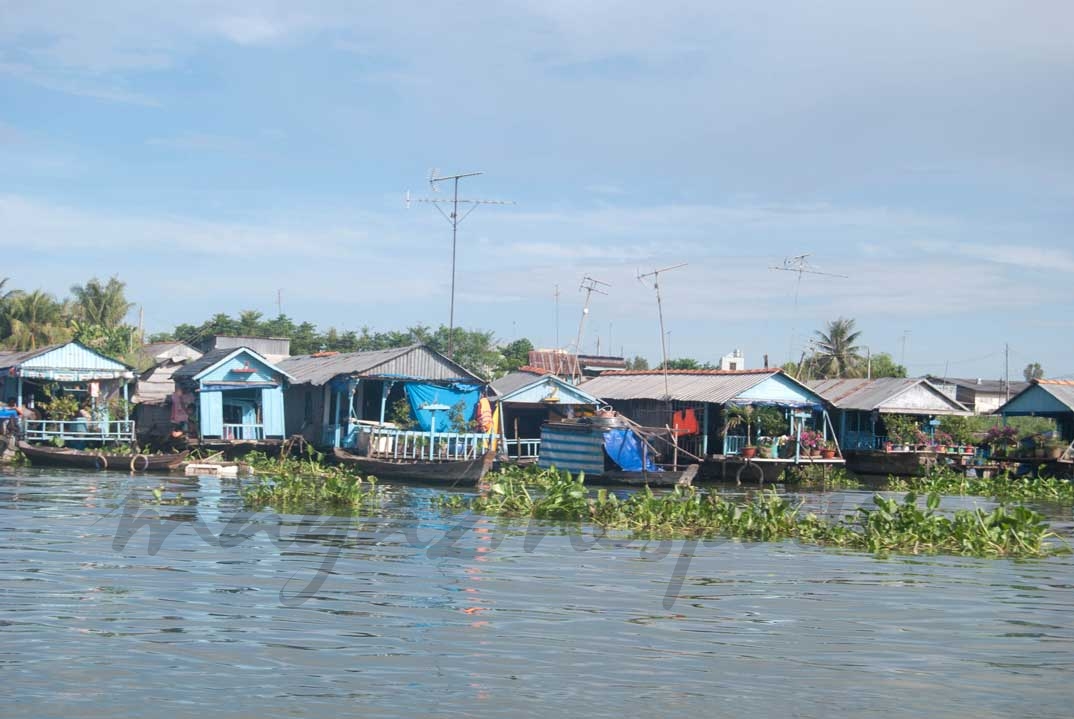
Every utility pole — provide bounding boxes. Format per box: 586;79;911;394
900;330;911;367
571;275;609;382
554;284;560;349
1005;343;1010;401
866;346;872;380
638;263;687;414
276;289;283;317
407;170;513;359
771;253;848;362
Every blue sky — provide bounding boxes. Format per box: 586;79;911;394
2;1;1072;379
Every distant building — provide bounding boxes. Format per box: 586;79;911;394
527;349;625;380
198;335;292;364
719;349;744;371
927;376;1028;415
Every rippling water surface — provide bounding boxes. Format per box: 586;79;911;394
2;467;1073;718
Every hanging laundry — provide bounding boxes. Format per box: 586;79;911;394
673;408;699;436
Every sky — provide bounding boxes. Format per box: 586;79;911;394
2;0;1072;379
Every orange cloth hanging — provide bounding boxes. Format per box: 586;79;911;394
672;408;699;436
475;397;493;432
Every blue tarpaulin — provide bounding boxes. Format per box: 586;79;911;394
603;428;661;472
404;382;482;432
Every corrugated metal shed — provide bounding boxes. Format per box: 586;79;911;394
132;362;185;404
494;373;603;405
928;375;1029;395
809;377;970;413
137;342;202;365
999;379;1074;414
279;344;485;387
579;369;786;404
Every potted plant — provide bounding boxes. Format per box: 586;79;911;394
723;405;756;457
742;444;758;459
799;429;822;457
821;441;837;460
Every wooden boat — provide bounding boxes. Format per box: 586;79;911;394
18;441;190;472
333;447;495;485
599;463;699;487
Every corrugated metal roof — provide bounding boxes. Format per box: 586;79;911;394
491;370;545;396
809;377;970;413
278;344;485;386
172;347;291;383
0;341;132;371
579;369;779;403
1028;380;1074;412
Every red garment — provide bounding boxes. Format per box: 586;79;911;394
673;408;699;436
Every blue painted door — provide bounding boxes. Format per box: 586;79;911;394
262;387;284;438
200;390;223;438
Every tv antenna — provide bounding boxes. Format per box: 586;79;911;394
638;263;687;408
770;253;848;363
407;169;514;359
570;275;609;382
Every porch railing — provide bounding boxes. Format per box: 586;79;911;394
223;423;265;441
20;419;136;444
363;426;492;461
504;438;541;460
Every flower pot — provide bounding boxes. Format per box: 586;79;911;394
821;449;836;459
741;446;757;459
884;442;893;453
936;445;947;453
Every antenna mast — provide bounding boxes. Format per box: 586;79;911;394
638;263;687;411
407;169;514;359
770;253;848;363
571;275;609;382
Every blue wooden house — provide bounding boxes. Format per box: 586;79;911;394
0;341;136;444
172;347;292;441
809;377;971;450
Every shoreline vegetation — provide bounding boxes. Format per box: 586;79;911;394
235;457;1070;559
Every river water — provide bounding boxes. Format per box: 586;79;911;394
3;467;1073;718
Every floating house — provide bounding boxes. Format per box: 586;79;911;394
279;344;486;449
996;379;1074;449
171;347;292;442
809;377;972;450
0;341;136;444
491;367;604;460
579;368;833;459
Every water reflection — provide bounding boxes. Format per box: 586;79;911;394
1;466;1072;719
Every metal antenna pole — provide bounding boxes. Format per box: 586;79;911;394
571;275;609;382
770;254;848;362
407;170;514;359
638;263;687;413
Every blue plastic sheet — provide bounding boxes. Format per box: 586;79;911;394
603;428;661;472
404;382;482;432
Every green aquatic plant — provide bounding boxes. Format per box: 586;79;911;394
240;449;382;510
783;464;861;489
441;470;1066;559
886;465;1074;503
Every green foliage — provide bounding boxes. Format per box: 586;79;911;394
388;397;417;429
867;352;907;378
783;464;861;489
40;391;80;421
812;317;864;379
938;416;974;445
1023;362;1044;381
69;276;133;329
439;465;1064;558
659;358;715;370
755;406;787;436
498;338;534;374
886;465;1074;503
625;355;650;370
240;450;381;511
883;414;921;445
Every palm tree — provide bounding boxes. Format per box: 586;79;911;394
69;276;133;329
812;317;864;378
4;290;72;350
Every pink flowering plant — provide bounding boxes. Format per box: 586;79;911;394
799;429;823;450
933;431;953;446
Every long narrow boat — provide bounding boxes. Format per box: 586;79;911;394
18;441;190;472
333;447;495;485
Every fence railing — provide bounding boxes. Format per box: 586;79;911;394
503;438;541;460
362;426;492;461
20;419;135;443
223;423;265;441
